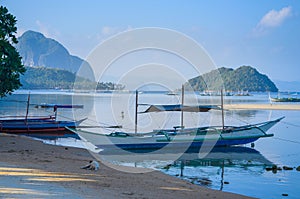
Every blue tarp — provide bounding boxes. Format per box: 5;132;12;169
141;104;219;113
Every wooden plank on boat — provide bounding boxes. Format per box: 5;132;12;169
224;104;300;110
36;104;84;109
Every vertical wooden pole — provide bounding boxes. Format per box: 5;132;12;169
181;85;184;128
25;92;30;124
135;90;138;134
221;89;225;130
54;105;58;121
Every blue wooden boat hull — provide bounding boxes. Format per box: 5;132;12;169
96;137;260;151
0;120;77;131
0;118;85;139
20;130;80;140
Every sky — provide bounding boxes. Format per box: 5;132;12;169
2;0;300;86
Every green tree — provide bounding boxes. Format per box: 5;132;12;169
0;6;25;97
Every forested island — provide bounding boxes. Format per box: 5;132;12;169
20;67;124;91
186;66;278;92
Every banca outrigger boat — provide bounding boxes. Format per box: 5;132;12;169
0;94;85;138
67;89;284;150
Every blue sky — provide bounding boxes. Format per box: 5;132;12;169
2;0;300;84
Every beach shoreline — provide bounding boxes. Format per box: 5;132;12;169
0;134;253;198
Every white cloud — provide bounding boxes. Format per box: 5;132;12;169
101;26;117;36
259;6;292;28
97;26;133;42
253;6;292;36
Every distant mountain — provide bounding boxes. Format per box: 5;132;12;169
187;66;278;92
16;30;93;78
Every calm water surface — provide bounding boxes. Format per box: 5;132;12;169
1;90;300;199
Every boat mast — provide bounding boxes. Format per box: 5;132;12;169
181;84;184;128
54;105;58;121
221;89;225;130
134;90;138;134
25;92;30;123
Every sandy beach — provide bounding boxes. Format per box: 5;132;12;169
224;103;300;110
0;134;253;199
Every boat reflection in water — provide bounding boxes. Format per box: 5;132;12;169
98;146;272;190
163;147;273;191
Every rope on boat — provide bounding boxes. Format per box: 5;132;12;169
0;99;46;107
272;137;300;145
0;99;28;103
271;121;300;144
282;121;300;128
42;108;123;132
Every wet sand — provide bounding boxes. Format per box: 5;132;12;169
0;134;253;199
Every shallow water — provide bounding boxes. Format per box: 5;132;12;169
1;90;300;198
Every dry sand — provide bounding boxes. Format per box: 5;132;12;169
0;134;253;199
224;103;300;110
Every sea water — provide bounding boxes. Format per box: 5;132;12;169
1;90;300;199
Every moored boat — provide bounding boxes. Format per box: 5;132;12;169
0;94;85;138
67;116;283;150
67;89;284;151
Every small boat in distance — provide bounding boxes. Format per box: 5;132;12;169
270;97;300;102
166;91;178;96
234;90;251;96
68;88;284;151
269;92;300;102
